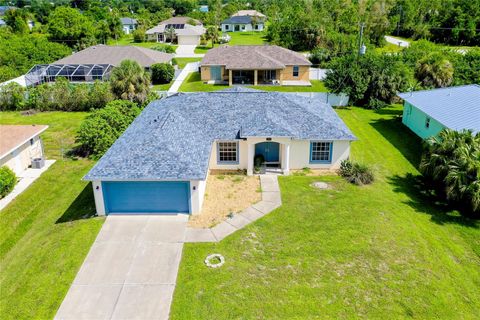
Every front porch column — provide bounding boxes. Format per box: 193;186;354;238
283;143;290;175
228;69;232;86
254;70;258;86
247;142;255;176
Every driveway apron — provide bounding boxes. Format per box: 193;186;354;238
55;215;188;320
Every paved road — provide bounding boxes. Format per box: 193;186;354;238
55;215;188;320
385;35;410;47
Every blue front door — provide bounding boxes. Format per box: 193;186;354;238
102;181;190;214
255;142;280;162
210;66;222;81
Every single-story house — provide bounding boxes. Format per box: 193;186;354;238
199;5;209;13
84;88;356;216
0;18;5;27
146;17;205;45
200;45;312;86
120;17;137;34
232;10;266;18
221;15;265;32
0;125;48;175
24;45;173;86
398;84;480;139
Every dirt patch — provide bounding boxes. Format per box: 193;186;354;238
188;170;261;228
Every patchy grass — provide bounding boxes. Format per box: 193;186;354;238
189;171;261;228
194;31;267;53
152;82;173;91
179;72;328;92
171;105;480;319
174;57;202;69
376;42;405;54
0;111;104;320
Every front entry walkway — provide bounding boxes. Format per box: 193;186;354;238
55;215;188;320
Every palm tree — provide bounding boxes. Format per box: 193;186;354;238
420;129;480;214
109;60;151;104
206;25;220;48
416;53;454;88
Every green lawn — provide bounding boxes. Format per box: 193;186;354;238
179;72;327;92
171;106;480;319
174;57;202;69
0;111;104;320
152;82;173;91
194;31;267;53
108;35;178;50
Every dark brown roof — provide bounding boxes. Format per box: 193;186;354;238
200;45;311;70
0;125;48;159
54;45;173;67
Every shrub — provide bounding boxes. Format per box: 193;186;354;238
152;44;176;54
338;160;375;185
132;28;146;42
0;166;17;198
0;82;25;111
76;100;141;158
151;63;175;84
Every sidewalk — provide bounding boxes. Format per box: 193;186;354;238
168;62;200;93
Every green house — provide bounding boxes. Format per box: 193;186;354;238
398;85;480;139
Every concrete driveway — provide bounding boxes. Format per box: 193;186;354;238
175;45;204;58
55;215;188;320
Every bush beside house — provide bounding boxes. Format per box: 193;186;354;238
151;63;175;84
0;166;17;198
76;100;141;158
339;160;375;185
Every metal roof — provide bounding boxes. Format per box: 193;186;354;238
84;88;356;182
398;85;480;133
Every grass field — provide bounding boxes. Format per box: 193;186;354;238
179;72;328;92
108;35;178;51
171;106;480;319
174;57;202;69
195;31;267;53
0;111;104;320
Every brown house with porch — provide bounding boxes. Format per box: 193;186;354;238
199;45;312;86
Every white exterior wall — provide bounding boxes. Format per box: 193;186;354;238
178;35;201;45
208;138;351;172
221;23;264;32
0;136;44;175
92;181;106;216
190;179;207;215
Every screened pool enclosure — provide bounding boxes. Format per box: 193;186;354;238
25;64;114;87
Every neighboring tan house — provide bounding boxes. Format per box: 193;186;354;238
0;125;48;175
200;45;312;86
146;17;205;45
84;88;356;216
120;17;137;34
398;84;480;139
25;45;173;86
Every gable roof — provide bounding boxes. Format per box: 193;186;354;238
398;84;480;133
221;16;254;25
54;45;173;67
200;45;311;70
120;17;137;25
84;88;356;182
0;125;48;160
160;16;201;26
232;10;266;18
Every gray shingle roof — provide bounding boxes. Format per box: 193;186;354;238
398;84;480;133
84;88;356;182
200;45;311;70
54;45;173;67
120;17;137;25
221;16;253;25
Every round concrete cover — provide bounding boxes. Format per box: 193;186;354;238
312;182;329;189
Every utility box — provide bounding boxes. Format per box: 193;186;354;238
31;157;45;169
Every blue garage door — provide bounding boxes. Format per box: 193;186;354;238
102;181;190;215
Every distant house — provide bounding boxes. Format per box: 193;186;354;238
0;125;48;175
0;18;5;27
120;17;137;35
398;85;480;139
24;45;173;86
146;17;205;45
84;88;356;215
199;5;209;13
221;10;266;32
200;45;311;86
0;6;15;16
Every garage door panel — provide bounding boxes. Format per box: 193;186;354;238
102;181;190;214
